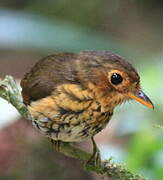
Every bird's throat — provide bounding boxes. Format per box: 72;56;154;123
87;82;125;112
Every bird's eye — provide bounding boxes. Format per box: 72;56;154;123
111;73;123;85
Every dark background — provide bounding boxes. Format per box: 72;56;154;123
0;1;162;180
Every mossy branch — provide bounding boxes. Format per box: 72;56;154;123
0;75;147;180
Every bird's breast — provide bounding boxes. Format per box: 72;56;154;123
28;93;113;142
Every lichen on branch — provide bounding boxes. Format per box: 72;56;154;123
0;75;146;180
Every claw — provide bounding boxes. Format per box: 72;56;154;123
85;137;102;168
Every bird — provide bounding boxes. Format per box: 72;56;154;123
21;51;154;164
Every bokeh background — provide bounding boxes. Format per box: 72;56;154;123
0;1;162;180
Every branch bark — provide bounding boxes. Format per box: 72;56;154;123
0;75;147;180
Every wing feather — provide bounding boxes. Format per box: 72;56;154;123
21;53;78;104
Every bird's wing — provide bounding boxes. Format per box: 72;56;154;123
21;53;79;105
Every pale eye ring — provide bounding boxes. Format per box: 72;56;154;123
111;73;123;85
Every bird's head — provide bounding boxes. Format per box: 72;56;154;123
77;51;154;110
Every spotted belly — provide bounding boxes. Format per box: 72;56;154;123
32;111;112;142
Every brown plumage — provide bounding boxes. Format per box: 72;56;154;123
21;51;153;143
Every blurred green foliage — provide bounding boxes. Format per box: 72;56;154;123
126;130;163;180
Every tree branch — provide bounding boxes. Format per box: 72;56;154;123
0;75;147;180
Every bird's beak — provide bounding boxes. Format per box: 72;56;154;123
128;90;154;109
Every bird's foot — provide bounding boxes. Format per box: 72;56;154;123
86;148;101;167
85;137;102;169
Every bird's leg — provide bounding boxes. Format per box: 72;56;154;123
86;137;101;167
50;139;61;152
